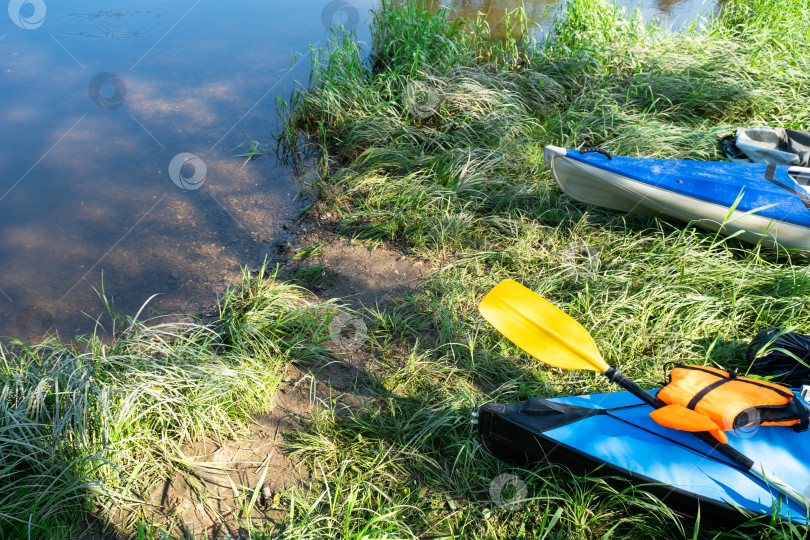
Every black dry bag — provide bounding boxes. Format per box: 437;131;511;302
746;329;810;387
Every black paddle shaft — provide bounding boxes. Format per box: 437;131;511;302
603;367;755;470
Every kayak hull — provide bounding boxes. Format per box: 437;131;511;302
544;146;810;251
478;392;810;526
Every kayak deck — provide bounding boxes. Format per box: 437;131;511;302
479;390;810;525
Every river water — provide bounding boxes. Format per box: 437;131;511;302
0;0;714;342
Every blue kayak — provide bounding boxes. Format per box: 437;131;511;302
544;146;810;251
478;390;810;525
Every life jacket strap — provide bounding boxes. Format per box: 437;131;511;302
686;376;733;411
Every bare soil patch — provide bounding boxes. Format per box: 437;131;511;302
282;213;432;310
108;215;434;538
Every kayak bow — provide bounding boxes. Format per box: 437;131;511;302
545;146;810;251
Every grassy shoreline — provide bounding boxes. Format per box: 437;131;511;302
0;266;337;537
4;0;810;537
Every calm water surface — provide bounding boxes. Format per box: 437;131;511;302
0;0;713;342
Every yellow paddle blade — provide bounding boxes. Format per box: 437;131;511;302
478;280;610;373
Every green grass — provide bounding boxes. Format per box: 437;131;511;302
292;263;337;290
0;263;336;538
273;0;810;538
293;243;328;261
237;135;272;168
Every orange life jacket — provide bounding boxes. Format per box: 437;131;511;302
655;364;808;435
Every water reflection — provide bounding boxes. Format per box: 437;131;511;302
440;0;716;32
0;1;374;342
0;0;713;343
438;0;555;35
56;10;163;39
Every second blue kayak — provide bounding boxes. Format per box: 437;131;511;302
544;146;810;251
